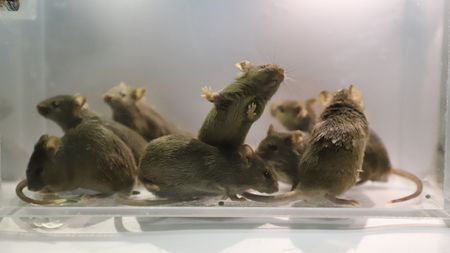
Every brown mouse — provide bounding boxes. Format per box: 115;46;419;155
36;94;147;163
16;122;137;205
319;91;423;203
198;61;284;149
115;134;278;206
256;125;309;186
270;98;317;132
104;82;187;141
244;85;369;206
270;93;423;203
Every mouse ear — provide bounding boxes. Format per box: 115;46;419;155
319;91;333;106
45;137;61;154
239;144;255;166
235;60;253;72
132;87;146;100
37;134;49;143
291;131;304;145
348;85;363;104
73;94;86;108
267;124;275;136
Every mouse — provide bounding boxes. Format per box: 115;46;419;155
243;85;369;206
198;60;284;149
36;94;147;163
270;98;317;132
104;82;188;141
256;125;309;186
271;93;423;203
115;134;278;206
16;122;137;205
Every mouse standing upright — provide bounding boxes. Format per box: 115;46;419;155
244;85;369;206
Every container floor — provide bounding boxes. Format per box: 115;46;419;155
0;176;443;212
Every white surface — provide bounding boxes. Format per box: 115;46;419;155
0;218;449;253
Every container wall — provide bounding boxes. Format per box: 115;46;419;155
43;0;445;178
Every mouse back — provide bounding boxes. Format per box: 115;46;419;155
104;82;182;141
138;135;278;199
297;85;369;196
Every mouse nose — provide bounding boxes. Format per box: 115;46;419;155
277;68;285;77
103;95;113;103
36;104;50;115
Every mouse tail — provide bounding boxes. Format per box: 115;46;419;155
388;168;423;203
242;190;301;203
15;179;67;205
113;192;179;206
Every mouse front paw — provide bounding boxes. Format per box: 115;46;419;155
247;102;258;120
201;86;216;102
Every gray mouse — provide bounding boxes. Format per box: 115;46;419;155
36;94;147;163
198;61;284;149
115;134;278;206
270;93;423;203
104;82;188;141
256;125;309;186
244;85;369;206
16;122;137;205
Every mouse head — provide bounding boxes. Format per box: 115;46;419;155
319;85;364;109
270;99;317;131
235;60;285;95
37;95;87;124
103;82;146;108
237;144;279;194
26;135;61;191
257;125;305;161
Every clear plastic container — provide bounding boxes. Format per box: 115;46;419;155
0;0;449;225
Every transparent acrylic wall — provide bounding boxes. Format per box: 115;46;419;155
0;0;449;219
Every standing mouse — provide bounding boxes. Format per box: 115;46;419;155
270;98;317;132
198;61;284;149
36;94;147;163
256;125;309;186
103;82;187;141
244;85;369;206
271;94;423;203
16;122;137;205
115;134;278;206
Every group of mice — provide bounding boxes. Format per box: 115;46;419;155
15;60;422;207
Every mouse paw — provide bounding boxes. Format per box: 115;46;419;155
247;102;258;120
229;194;247;202
201;86;216;102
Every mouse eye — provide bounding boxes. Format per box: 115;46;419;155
264;170;272;179
267;144;278;151
278;107;285;113
51;101;60;108
119;92;126;98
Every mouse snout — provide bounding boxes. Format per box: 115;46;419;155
36;104;50;115
277;68;285;77
103;94;113;103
